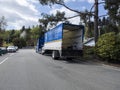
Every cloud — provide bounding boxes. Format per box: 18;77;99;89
87;0;94;3
64;0;94;3
0;0;105;30
0;0;40;30
65;0;88;3
64;0;77;2
50;7;80;25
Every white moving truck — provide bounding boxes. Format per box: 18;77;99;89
36;23;84;60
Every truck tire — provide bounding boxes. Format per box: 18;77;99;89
52;51;59;60
41;50;45;55
66;57;73;60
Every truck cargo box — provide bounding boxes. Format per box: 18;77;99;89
37;23;84;59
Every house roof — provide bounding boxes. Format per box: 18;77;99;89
84;37;95;46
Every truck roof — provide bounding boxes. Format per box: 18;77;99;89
63;23;84;31
47;23;84;32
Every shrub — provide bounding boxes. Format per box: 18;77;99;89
0;37;3;46
83;46;95;60
84;46;94;55
12;38;26;48
95;32;120;62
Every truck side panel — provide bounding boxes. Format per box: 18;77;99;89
40;23;84;58
43;24;63;50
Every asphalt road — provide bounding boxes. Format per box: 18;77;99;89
0;49;120;90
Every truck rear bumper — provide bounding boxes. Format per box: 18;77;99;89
61;50;83;57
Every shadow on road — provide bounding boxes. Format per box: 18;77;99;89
38;53;100;66
63;59;99;65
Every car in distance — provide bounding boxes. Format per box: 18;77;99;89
7;46;16;52
0;48;2;55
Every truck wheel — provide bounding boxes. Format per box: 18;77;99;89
52;51;59;60
66;57;73;60
41;50;45;55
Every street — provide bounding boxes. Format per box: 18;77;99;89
0;49;120;90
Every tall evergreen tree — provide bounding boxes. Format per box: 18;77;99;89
0;16;7;31
104;0;120;25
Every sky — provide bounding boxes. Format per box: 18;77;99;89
0;0;107;30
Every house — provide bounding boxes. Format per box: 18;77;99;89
20;30;27;38
84;37;95;47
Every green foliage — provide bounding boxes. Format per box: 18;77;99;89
12;38;26;48
0;31;8;46
19;38;27;48
84;46;94;55
0;16;7;31
3;42;13;47
102;23;119;34
31;26;42;38
39;11;66;31
95;32;120;61
12;38;20;47
30;25;44;46
85;25;94;38
104;0;120;25
83;46;95;60
0;37;3;46
39;0;64;6
21;26;25;32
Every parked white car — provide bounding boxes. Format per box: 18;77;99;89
7;46;16;52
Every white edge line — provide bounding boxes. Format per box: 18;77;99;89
0;57;8;65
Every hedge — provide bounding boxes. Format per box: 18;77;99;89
95;32;120;62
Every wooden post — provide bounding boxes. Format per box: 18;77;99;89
94;0;99;43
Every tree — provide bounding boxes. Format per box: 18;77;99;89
12;38;20;47
80;9;94;38
25;27;31;40
0;37;3;46
0;16;9;46
14;30;20;38
38;0;99;42
0;30;10;44
21;26;25;32
39;11;67;31
12;38;26;48
30;25;43;46
9;29;15;42
104;0;120;25
95;32;120;62
38;0;88;14
0;16;7;31
102;0;120;33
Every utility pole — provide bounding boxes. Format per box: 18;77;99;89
94;0;99;43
